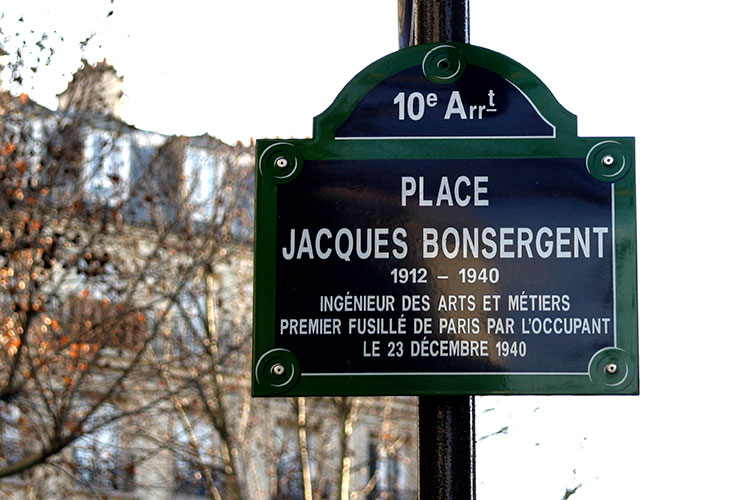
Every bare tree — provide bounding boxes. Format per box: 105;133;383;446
2;14;417;500
0;20;254;487
143;145;255;500
561;483;582;500
287;396;416;500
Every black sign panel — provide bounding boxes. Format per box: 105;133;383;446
276;158;614;375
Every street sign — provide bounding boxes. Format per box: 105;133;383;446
253;43;638;396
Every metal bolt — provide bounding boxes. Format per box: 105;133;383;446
601;154;615;167
271;363;285;376
275;157;289;169
605;363;618;375
437;58;450;70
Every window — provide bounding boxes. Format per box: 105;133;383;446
83;131;130;204
229;166;255;241
184;146;217;221
174;420;226;497
274;425;304;500
130;135;182;226
71;418;135;491
125;141;156;224
171;292;208;357
0;406;23;466
368;437;410;500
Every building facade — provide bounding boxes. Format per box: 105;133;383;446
0;61;417;500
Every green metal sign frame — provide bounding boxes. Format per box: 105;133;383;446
253;43;638;397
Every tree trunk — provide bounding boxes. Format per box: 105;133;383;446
335;398;360;500
297;397;314;500
205;271;244;500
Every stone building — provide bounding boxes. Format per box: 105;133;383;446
0;61;417;499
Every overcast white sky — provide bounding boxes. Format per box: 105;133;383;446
3;1;750;499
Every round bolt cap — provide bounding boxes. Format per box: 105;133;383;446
275;157;289;169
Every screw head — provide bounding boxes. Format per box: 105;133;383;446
275;157;289;169
271;363;285;376
601;154;615;167
605;363;618;375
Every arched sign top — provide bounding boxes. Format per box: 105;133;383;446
313;43;578;142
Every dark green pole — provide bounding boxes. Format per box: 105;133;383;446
399;2;476;499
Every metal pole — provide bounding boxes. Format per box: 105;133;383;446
399;0;470;48
418;395;475;500
400;1;476;499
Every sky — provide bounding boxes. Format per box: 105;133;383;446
3;1;750;499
